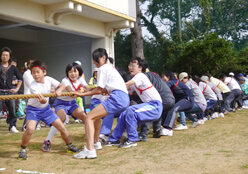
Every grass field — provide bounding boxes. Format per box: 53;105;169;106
0;110;248;174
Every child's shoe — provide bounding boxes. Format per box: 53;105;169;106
18;149;27;160
67;144;80;154
94;142;102;150
42;140;51;152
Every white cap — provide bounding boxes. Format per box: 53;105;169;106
200;76;209;82
74;61;81;66
94;67;98;71
179;72;188;81
229;72;234;76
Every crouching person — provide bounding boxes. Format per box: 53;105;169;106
105;57;163;148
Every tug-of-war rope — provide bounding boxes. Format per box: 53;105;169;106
0;92;74;101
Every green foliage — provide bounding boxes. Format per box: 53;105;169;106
173;33;239;76
114;31;132;71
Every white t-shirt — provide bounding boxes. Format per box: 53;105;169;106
129;73;162;103
23;69;34;94
224;77;241;90
27;76;60;108
97;64;128;94
58;77;88;101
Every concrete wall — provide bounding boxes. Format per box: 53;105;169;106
0;29;93;104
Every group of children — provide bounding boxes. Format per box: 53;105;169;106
1;46;246;160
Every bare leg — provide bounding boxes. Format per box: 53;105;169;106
94;119;101;143
85;104;108;150
21;120;37;147
57;109;67;123
72;107;86;123
51;119;71;144
45;109;67;141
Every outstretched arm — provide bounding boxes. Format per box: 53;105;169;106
72;86;102;97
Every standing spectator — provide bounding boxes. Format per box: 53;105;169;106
0;47;23;133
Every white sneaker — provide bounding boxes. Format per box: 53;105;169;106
74;119;80;123
212;112;219;118
73;146;97;159
174;124;188;131
203;117;208;122
160;128;173;136
198;119;205;125
36;123;41;130
94;142;102;150
191;121;201;128
218;113;224;118
99;134;109;144
10;126;19;133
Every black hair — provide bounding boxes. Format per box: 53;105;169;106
109;57;114;64
30;60;47;72
65;63;83;78
218;73;226;79
1;47;12;64
92;48;108;64
130;57;147;73
192;75;201;84
163;70;175;80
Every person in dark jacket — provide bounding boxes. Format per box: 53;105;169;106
0;47;23;133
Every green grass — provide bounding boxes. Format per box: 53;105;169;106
0;110;248;173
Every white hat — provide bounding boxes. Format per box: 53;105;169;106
179;72;188;81
200;76;209;82
74;61;81;66
94;67;98;71
229;72;234;76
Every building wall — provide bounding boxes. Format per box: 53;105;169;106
0;29;93;104
86;0;136;18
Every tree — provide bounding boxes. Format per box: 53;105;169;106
131;0;145;59
173;33;238;76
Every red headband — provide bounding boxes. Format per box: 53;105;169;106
32;66;46;71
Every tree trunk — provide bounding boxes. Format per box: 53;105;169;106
131;0;144;59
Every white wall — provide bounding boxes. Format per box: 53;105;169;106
86;0;136;18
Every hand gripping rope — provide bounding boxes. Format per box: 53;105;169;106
0;92;74;101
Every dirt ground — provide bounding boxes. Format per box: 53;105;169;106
0;110;248;174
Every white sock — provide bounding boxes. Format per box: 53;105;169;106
46;126;58;141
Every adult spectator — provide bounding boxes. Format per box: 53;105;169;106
0;47;23;133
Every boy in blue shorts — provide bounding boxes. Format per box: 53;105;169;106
18;60;79;160
105;57;163;148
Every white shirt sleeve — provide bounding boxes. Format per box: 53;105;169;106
47;76;60;89
132;73;144;87
97;66;107;89
79;77;88;87
61;78;70;87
